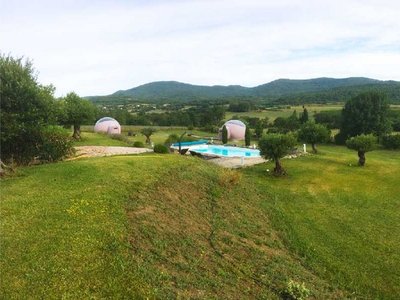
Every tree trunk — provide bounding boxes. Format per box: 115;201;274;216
145;136;151;144
312;143;317;153
72;124;81;140
358;151;366;166
274;159;286;176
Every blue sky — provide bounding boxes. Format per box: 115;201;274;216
1;0;399;96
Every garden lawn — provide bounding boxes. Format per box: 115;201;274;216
1;145;399;299
73;132;131;146
243;145;400;299
1;154;346;299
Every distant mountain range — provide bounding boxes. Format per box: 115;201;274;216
87;77;400;104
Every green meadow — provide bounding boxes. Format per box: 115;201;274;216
1;135;399;298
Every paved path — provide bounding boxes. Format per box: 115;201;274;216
208;157;267;168
74;146;152;158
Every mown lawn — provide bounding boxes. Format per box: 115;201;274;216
73;132;131;146
1;146;399;299
243;145;400;299
77;127;216;147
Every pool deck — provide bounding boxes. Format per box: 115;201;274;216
208;156;267;168
202;151;309;168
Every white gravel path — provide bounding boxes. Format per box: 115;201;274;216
74;146;152;158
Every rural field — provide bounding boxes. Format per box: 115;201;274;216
225;104;344;121
1;133;399;299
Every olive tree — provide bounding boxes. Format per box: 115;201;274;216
61;92;96;140
298;121;330;153
141;127;156;144
258;133;297;176
346;134;377;166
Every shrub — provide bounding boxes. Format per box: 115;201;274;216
284;280;311;300
110;134;130;143
222;125;228;144
153;144;169;154
245;126;251;146
382;134;400;149
334;131;347;145
133;141;145;148
38;126;73;162
127;130;136;137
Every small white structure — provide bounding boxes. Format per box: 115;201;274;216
94;117;121;134
221;119;246;140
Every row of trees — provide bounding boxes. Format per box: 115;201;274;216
258;92;399;175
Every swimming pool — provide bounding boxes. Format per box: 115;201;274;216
189;145;260;158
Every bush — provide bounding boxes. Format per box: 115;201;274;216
153;144;169;154
284;280;311;300
133;141;144;148
382;134;400;149
110;134;130;143
38;126;73;162
334;131;347;145
127;130;136;137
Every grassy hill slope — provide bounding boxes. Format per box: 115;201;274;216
1;147;399;298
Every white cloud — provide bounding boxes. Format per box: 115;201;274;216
1;0;399;96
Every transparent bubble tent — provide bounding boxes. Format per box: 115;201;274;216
221;119;246;140
94;117;121;134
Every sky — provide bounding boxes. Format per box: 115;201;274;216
1;0;400;96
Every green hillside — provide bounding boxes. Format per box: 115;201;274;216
1;146;399;299
87;77;400;104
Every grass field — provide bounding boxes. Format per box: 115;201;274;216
1;145;399;298
225;104;343;121
75;129;216;147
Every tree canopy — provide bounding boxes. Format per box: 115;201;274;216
346;134;377;166
258;133;296;175
340;92;391;140
1;55;56;163
298;121;330;153
60;92;96;140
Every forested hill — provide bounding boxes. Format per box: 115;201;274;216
87;77;400;104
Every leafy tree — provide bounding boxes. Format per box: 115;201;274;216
298;121;330;153
340;92;391;141
381;134;400;150
273;111;300;133
0;54;58;164
299;106;309;124
314;110;341;129
222;125;228;144
258;133;297;175
141;127;156;144
61;92;96;140
255;121;264;139
346;134;377;166
245;126;251;146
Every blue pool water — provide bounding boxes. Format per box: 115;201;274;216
190;145;260;157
